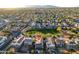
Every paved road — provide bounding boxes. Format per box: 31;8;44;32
2;19;33;52
2;35;14;51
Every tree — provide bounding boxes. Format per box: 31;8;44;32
57;27;62;32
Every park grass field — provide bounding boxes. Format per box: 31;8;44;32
24;28;60;37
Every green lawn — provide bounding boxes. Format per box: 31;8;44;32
24;28;60;37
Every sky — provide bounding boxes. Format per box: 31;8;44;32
0;0;79;8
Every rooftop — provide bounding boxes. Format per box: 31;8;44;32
0;36;7;43
0;31;6;36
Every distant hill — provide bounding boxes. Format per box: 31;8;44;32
25;5;57;8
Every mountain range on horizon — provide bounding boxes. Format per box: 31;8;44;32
25;5;58;8
25;5;79;8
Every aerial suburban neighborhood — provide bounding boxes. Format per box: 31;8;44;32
0;7;79;54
